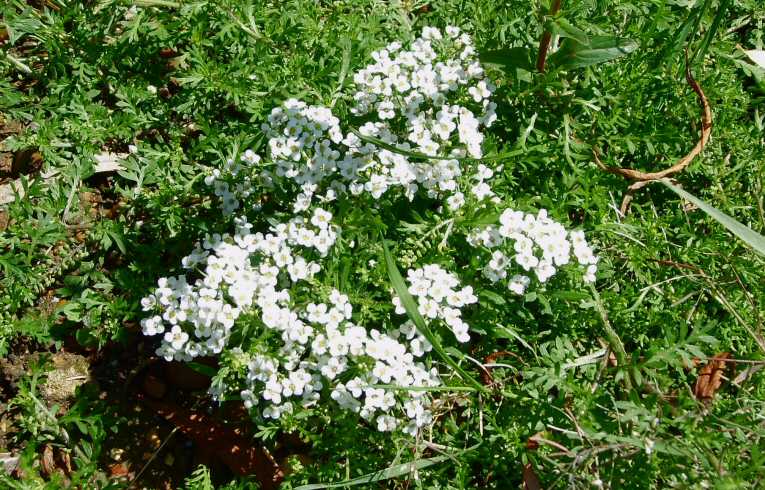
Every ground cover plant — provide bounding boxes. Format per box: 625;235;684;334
1;0;765;488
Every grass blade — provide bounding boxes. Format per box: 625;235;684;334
381;239;487;393
350;128;525;163
661;179;765;257
692;0;732;65
294;446;478;490
657;0;711;64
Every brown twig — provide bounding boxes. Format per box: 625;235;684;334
528;432;574;456
536;0;563;73
593;50;712;214
480;350;524;386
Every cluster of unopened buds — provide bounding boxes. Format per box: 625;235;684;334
467;208;598;295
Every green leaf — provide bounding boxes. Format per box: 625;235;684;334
550;290;591;301
479;47;534;72
691;0;731;64
187;362;217;377
350;128;524;163
656;1;706;65
294;446;478;489
458;209;502;227
549;17;590;45
661;179;765;257
381;239;487;393
479;289;506;306
550;36;637;70
108;230;127;255
130;0;182;7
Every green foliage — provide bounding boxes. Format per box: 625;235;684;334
0;358;114;488
1;0;764;488
661;179;765;257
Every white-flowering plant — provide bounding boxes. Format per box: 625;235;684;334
140;26;598;438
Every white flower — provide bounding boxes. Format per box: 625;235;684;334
139;28;567;438
447;191;465;210
164;325;188;350
376;415;398;432
508;275;530;295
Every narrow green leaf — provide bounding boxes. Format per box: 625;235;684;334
350;128;524;163
479;47;534;72
692;0;731;64
294;445;479;489
371;384;479;393
550;290;590;301
550;36;637;70
661;179;765;257
478;289;506;306
109;230;127;255
187;362;217;377
550;17;590;45
294;455;449;490
657;0;710;64
132;0;182;7
458;209;503;227
381;239;487;393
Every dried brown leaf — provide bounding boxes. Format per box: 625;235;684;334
109;463;130;478
694;353;731;401
523;462;542;490
40;445;56;478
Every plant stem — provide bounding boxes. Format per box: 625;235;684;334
589;284;634;390
536;0;563;72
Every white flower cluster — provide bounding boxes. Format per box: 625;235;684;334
467;208;598;295
260;99;345;213
204;26;497;215
141;205;442;434
344;25;496;204
140;207;337;361
140;27;603;440
351;25;496;158
240;292;441;435
204;150;262;214
392;264;478;343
